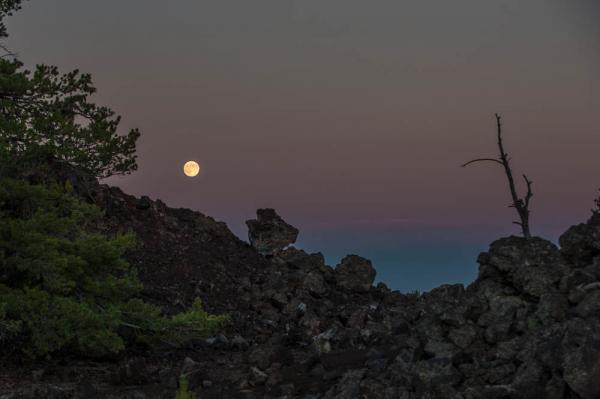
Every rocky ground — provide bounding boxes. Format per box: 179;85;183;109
1;170;600;398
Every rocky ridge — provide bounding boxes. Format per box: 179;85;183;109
1;171;600;399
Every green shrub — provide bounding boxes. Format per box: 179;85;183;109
0;178;226;357
123;298;227;348
175;375;198;399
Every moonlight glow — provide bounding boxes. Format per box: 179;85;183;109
183;161;200;177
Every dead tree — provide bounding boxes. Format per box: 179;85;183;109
462;114;533;239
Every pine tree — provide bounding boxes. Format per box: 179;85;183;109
0;59;140;179
1;1;139;179
0;179;227;357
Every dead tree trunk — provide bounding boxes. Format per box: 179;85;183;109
462;114;533;239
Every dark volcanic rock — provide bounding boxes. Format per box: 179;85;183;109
476;236;565;298
4;165;600;399
91;185;270;314
560;213;600;267
334;255;376;292
246;208;299;256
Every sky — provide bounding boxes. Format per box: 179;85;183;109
6;1;600;292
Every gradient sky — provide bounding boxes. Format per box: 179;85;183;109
6;1;600;291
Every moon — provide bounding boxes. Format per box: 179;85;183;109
183;161;200;177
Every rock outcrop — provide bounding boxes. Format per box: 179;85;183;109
335;255;376;292
246;208;299;256
560;213;600;267
2;173;600;399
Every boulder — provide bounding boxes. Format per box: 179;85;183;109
303;271;328;296
478;295;524;343
477;236;564;297
574;289;600;318
246;209;299;256
448;324;478;349
478;236;560;275
560;214;600;267
562;319;600;399
335;255;376;292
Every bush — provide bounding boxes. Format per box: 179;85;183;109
175;375;198;399
123;298;227;348
0;178;226;357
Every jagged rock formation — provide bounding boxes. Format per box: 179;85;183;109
335;255;376;293
246;208;299;256
1;173;600;398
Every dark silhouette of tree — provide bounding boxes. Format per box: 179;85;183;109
0;60;141;179
0;0;140;180
462;114;533;239
0;0;24;57
0;0;23;39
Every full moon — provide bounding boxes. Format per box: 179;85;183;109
183;161;200;177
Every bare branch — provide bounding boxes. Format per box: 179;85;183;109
523;174;533;208
460;158;504;167
0;43;16;58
